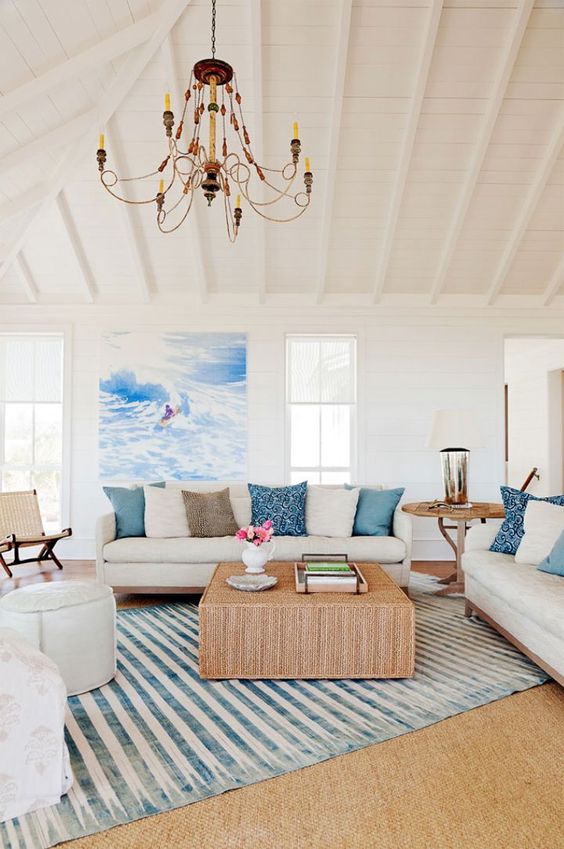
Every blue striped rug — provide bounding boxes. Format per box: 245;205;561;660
1;574;548;849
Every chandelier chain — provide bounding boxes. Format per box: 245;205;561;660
211;0;216;58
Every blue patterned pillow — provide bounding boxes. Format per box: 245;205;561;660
248;482;307;536
490;486;564;556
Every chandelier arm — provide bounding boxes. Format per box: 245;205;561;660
157;187;196;233
244;196;311;224
219;174;238;243
100;170;176;205
222;153;301;208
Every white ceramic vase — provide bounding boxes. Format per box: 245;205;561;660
241;540;276;574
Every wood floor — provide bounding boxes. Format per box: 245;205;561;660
0;559;454;603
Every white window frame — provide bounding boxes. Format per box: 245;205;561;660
0;329;71;530
285;334;357;484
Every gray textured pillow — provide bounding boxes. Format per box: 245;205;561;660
182;488;239;538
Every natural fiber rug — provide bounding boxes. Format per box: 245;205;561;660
65;683;564;849
0;575;548;849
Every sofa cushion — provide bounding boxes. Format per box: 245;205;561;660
182;488;239;537
490;486;564;556
346;485;404;536
515;500;564;566
463;550;564;641
144;486;190;538
103;534;406;565
306;486;359;537
248;482;307;536
103;482;165;538
538;529;564;576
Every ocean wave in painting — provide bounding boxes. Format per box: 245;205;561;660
99;332;247;480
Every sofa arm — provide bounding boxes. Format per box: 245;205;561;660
96;513;116;583
393;507;412;566
465;522;501;552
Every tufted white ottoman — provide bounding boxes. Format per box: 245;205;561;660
0;582;116;696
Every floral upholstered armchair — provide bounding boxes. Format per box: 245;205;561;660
0;628;72;823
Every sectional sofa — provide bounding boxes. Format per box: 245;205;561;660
462;523;564;685
96;483;413;592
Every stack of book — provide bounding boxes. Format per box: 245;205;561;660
300;561;359;593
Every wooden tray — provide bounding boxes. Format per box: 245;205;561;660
294;561;369;594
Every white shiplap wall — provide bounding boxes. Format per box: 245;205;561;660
6;305;563;562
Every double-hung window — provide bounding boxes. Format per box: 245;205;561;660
0;334;65;531
286;335;356;484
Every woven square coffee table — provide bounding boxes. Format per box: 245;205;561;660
199;562;415;679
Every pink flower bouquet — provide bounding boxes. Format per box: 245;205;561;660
235;519;274;547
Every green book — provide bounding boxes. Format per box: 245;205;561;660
305;563;353;573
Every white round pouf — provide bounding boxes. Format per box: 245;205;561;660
0;582;116;696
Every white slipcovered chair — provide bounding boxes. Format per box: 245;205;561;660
0;628;73;823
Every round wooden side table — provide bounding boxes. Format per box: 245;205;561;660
402;501;505;596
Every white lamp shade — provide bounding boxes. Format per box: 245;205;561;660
426;410;484;450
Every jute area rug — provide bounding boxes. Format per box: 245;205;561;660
65;682;564;849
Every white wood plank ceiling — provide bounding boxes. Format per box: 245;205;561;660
0;0;562;308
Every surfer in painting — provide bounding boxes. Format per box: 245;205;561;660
159;403;180;427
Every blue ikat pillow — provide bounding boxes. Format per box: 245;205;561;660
490;486;564;556
248;481;307;536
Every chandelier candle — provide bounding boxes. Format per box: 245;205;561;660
96;0;313;242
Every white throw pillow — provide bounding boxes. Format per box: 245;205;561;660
515;500;564;566
144;485;190;538
306;486;360;537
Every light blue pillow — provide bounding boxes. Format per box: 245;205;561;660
345;485;404;536
490;486;564;556
248;482;307;536
538;529;564;576
103;482;165;539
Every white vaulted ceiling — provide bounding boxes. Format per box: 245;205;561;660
0;0;562;308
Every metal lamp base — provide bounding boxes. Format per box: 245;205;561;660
440;448;470;505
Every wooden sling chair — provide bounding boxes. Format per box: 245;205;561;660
0;490;72;579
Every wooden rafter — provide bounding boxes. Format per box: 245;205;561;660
373;0;444;303
13;255;39;303
106;126;152;303
0;112;95;178
0;0;194;290
55;193;96;302
428;0;535;304
486;113;564;305
315;0;353;303
160;34;210;303
0;13;158;119
542;255;564;307
249;0;267;303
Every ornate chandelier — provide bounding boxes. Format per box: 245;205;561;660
96;0;313;242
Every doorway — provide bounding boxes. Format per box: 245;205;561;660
504;338;564;496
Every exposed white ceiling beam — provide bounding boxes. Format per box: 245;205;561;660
486;113;564;305
428;0;535;304
315;0;353;303
0;12;158;119
373;0;444;303
106;126;152;303
55;192;96;302
249;0;267;303
542;254;564;307
0;182;48;226
0;0;194;286
13;254;39;303
160;34;209;304
0;111;95;178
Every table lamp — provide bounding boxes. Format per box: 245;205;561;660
426;410;484;505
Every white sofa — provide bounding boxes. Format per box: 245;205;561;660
96;483;413;592
462;523;564;686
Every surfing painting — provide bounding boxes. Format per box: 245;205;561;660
99;331;247;480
